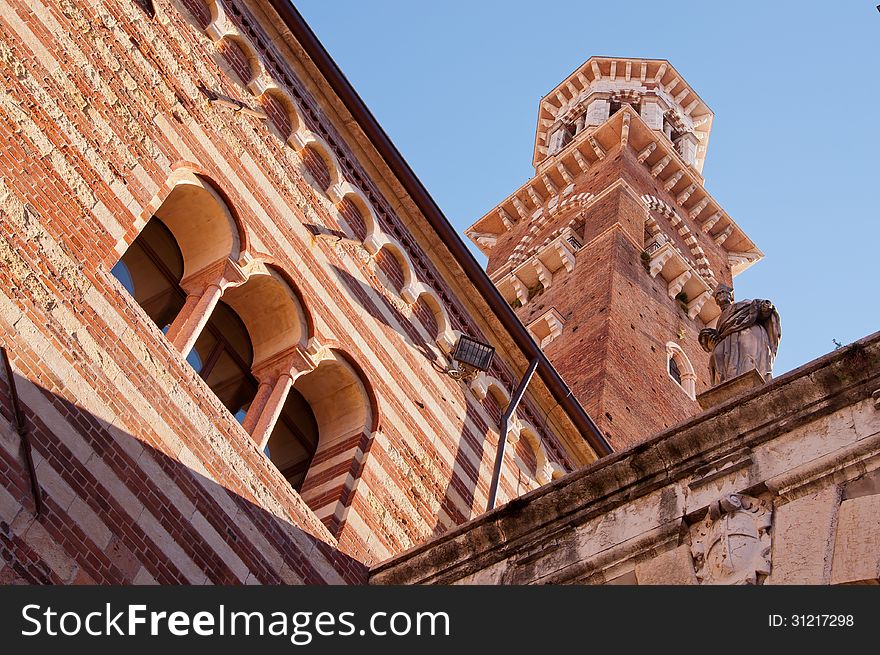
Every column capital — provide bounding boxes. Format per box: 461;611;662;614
180;257;247;296
251;345;315;384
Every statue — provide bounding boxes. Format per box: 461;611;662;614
698;285;781;386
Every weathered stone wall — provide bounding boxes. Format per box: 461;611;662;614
0;0;595;584
371;332;880;585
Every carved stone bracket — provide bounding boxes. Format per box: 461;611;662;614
691;493;771;585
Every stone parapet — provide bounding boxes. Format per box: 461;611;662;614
371;331;880;585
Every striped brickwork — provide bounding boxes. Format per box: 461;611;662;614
0;0;596;583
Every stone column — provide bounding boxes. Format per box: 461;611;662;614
165;257;247;357
252;373;294;450
240;379;273;435
246;346;315;450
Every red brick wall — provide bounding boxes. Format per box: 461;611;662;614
220;39;254;86
337;197;368;242
0;0;582;584
375;249;405;294
301;145;332;192
514;438;537;477
412;297;439;338
262;93;292;139
485;140;736;450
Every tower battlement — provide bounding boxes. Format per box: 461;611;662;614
534;57;714;174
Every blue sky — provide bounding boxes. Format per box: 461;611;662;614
295;1;879;375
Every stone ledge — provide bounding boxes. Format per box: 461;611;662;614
370;331;880;585
697;368;765;410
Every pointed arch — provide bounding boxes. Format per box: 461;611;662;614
666;341;697;399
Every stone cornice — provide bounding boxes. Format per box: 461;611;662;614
466;113;625;251
370;331;880;584
533;57;714;172
469;107;762;278
625;110;762;271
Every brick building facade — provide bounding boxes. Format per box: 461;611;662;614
0;0;608;584
467;57;763;451
2;1;873;588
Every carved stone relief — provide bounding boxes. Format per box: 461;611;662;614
691;493;771;585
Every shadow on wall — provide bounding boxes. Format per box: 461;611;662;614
329;263;441;368
328;263;500;537
328;262;503;533
432;400;494;537
0;371;367;585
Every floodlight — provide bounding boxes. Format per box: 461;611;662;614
447;335;495;380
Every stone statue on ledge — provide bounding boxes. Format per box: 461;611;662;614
699;285;781;386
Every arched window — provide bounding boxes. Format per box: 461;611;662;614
113;216;262;420
293;351;376;534
111;217;186;331
263;389;319;491
115;175;385;514
668;356;682;385
188;300;256;419
111;174;253;414
666;342;697;400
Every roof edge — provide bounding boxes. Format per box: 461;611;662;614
266;1;612;457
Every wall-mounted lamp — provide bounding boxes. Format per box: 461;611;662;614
446;335;495;381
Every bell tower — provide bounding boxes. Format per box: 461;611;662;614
467;57;763;450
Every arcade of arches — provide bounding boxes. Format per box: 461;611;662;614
112;172;374;525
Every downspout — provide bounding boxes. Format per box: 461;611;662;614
487;357;539;511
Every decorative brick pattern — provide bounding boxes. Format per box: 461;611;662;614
412;296;439;339
220;39;254;86
0;0;589;585
375;248;405;294
181;0;211;29
514;438;537;477
337;197;368;242
262;92;292;139
300;145;332;192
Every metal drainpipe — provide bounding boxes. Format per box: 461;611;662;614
487;357;540;512
0;347;42;514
